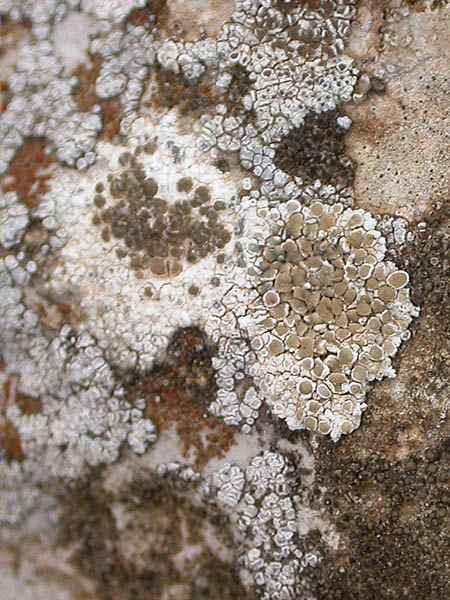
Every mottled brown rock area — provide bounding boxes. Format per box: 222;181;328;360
1;1;449;599
311;433;449;599
57;471;256;600
302;3;450;594
307;208;450;599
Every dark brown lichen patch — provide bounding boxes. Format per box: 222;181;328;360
397;205;449;315
142;61;251;133
125;327;236;468
58;472;255;600
274;111;354;187
92;152;231;279
144;66;220;125
2;138;55;209
310;435;449;600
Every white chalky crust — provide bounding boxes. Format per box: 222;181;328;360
37;114;240;371
0;192;29;249
212;451;321;600
152;450;326;599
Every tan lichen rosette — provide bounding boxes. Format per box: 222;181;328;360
247;199;418;441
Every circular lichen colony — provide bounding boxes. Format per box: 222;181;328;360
246;199;419;440
33;114;241;374
92;151;232;279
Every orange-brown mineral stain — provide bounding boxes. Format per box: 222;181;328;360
0;80;10;113
145;384;236;468
127;5;160;28
0;420;25;462
72;59;100;113
0;374;43;462
0;18;31;113
403;0;443;12
130;327;236;468
0;16;31;56
2;138;55;209
72;56;122;142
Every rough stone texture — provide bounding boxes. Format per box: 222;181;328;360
346;0;450;220
0;1;448;599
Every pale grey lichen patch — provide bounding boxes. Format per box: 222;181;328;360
0;316;157;482
0;0;155;174
52;11;93;73
0;38;102;171
200;0;359;197
91;23;156;133
211;450;323;600
206;190;419;440
213;463;245;507
81;0;147;23
0;191;29;248
0;454;53;526
0;240;156;522
208;335;264;433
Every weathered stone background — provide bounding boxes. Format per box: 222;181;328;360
0;1;448;599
